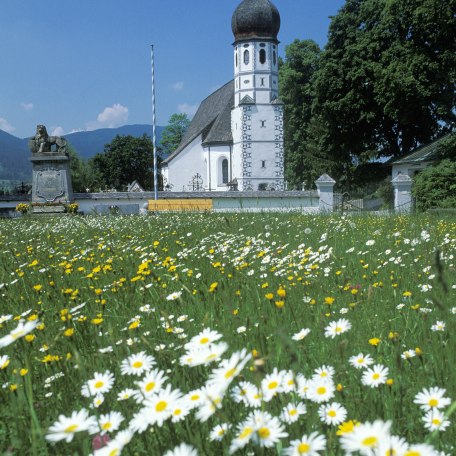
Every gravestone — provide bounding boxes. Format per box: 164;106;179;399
29;125;73;214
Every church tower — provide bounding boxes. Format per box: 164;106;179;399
231;0;284;191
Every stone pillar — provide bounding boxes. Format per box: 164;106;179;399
30;155;73;214
392;173;413;212
315;174;336;213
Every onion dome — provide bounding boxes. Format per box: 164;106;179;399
231;0;280;42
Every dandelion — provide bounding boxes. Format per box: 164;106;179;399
349;353;374;369
414;387;452;411
45;409;98;442
368;337;381;346
361;364;389;388
120;351;155;376
283;431;327;455
318;402;347;426
324;318;352;338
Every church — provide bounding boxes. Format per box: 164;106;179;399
161;0;285;192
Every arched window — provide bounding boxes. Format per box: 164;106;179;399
222;159;229;184
236;52;238;67
243;50;250;65
273;51;277;66
259;49;266;64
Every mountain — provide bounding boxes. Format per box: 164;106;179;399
0;124;164;182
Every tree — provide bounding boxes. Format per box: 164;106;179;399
160;113;190;156
313;0;456;160
67;145;101;192
412;160;456;211
89;134;158;191
279;40;321;189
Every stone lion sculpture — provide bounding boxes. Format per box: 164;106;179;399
29;124;67;155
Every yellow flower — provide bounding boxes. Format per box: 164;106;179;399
275;300;285;309
337;420;359;436
209;282;218;292
265;293;274;300
20;369;28;376
33;285;42;292
9;384;18;392
277;287;286;298
92;318;104;325
336;383;344;392
94;288;103;295
403;291;412;297
325;297;335;305
369;337;381;346
64;328;74;337
25;335;35;342
386;379;394;386
129;320;140;330
415;347;423;356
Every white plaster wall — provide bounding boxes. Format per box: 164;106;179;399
205;146;232;191
165;135;207;191
392;162;431;178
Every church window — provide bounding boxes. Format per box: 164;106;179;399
273;51;277;65
236;52;238;67
260;120;266;128
260;77;265;86
258;183;268;191
244;50;250;65
222;159;229;184
261;160;266;168
259;49;266;64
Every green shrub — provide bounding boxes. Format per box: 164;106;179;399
413;159;456;211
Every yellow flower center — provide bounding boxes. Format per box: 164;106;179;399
358;358;364;363
64;424;79;433
373;373;380;380
156;400;167;412
145;382;156;392
224;368;237;379
328;410;337;417
317;386;327;395
239;427;253;439
362;436;378;447
108;450;119;456
174;409;182;416
200;337;210;344
428;398;438;407
102;422;112;430
190;394;200;401
432;418;441;425
289;409;297;416
132;361;143;369
268;381;278;390
298;443;310;453
258;427;270;439
94;381;104;389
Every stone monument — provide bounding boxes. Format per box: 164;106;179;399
29;125;73;214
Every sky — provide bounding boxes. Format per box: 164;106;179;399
0;0;346;139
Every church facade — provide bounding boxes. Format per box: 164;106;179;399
161;0;284;192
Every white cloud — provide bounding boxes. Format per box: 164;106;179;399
0;117;15;133
86;103;129;130
177;103;198;118
20;102;34;112
50;126;64;136
171;82;184;92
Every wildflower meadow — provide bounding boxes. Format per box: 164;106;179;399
0;212;455;455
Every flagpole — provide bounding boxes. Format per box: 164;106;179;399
150;44;159;201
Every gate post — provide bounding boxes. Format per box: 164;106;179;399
316;174;336;213
392;173;413;213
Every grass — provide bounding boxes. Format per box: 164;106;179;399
0;212;455;455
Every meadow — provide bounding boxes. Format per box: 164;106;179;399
0;212;455;456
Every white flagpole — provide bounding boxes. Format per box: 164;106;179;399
150;44;159;201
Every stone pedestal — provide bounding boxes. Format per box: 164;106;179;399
30;154;73;214
315;174;336;212
392;173;413;213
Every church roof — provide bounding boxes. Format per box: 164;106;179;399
163;80;234;165
232;0;280;42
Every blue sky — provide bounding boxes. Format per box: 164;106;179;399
0;0;345;138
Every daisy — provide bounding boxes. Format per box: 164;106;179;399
180;341;228;367
120;351;155;376
166;291;182;301
0;319;39;348
195;385;225;422
207;348;252;390
414;387;452;411
405;443;440;455
163;443;198;456
117;388;136;401
229;421;255;454
324;318;351;338
296;373;311;399
184;388;205;410
423;409;451;432
283;431;327;455
349;353;374;369
401;349;416;360
377;435;408;456
134;368;168;400
282;370;297;393
141;384;182;427
98;411;124;434
231;381;257;405
280;402;307;424
184;328;222;351
340;420;391;455
312;365;335;380
361;364;389;388
306;378;335;404
318;402;347;426
0;355;10;370
261;367;285;401
209;423;231;442
431;321;446;332
81;371;115;397
292;328;311;341
250;410;288;448
45;408;98;442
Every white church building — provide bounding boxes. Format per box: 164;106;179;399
161;0;285;192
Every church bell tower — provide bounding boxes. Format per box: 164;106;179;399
231;0;284;191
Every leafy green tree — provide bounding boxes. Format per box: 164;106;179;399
67;145;101;192
313;0;456;159
412;160;456;211
436;132;456;161
89;134;158;191
160;113;190;156
279;40;321;189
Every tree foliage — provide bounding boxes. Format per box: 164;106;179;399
160;113;190;156
89;135;158;191
67;145;100;193
412;159;456;211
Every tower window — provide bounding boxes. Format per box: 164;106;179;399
222;159;229;184
260;120;266;128
273;51;277;65
261;160;266;168
259;49;266;64
260;77;265;86
236;52;238;67
244;50;250;65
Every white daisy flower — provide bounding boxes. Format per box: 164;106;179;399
318;402;347;426
163;443;198;456
431;321;446;332
117;388;137;401
120;351;155;376
324;318;351;338
312;365;335;380
249;410;288;448
423;409;451;432
361;364;389;388
0;355;10;370
141;384;182;427
81;371;115;397
98;411;124;434
414;386;452;411
306;378;335;404
184;328;222;351
209;423;231;442
195;385;225;422
349;353;374;369
261;368;285;401
134;368;168;400
45;408;98;443
0;319;39;348
340;420;391;454
282;431;327;455
280;402;307;424
292;328;311;341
